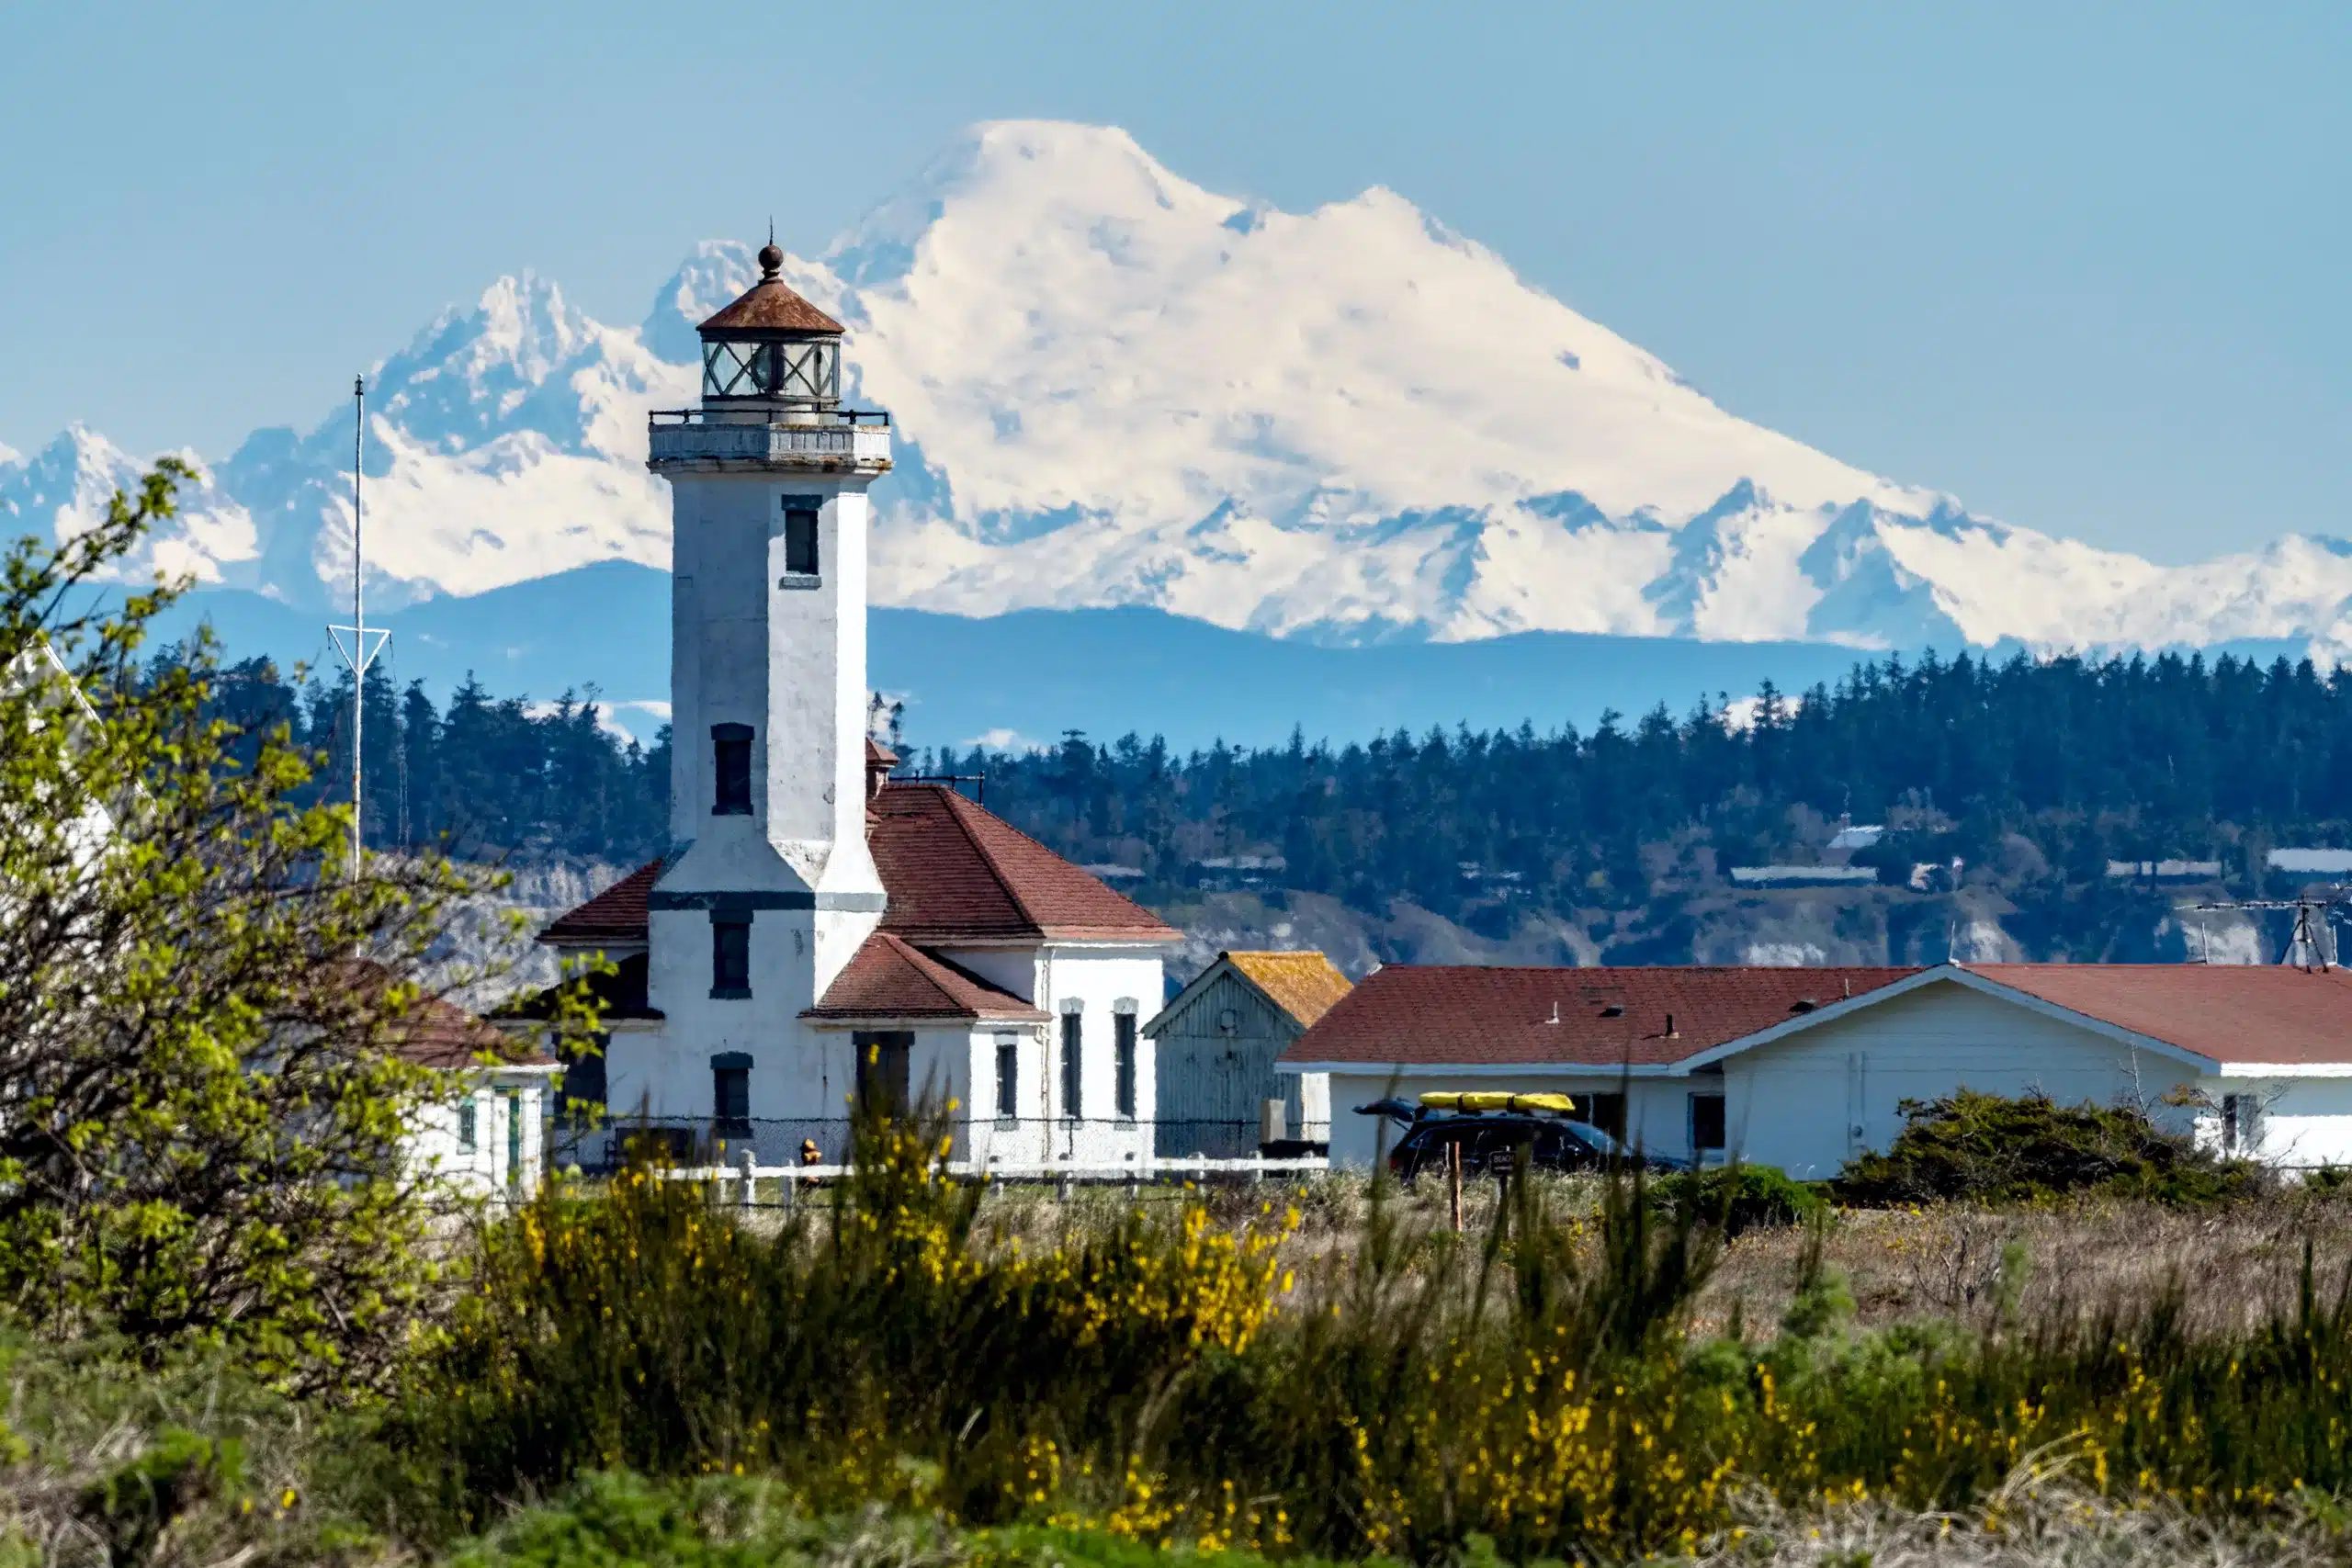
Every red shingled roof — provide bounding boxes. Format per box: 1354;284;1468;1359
537;787;1174;950
869;784;1180;943
338;960;555;1069
805;931;1048;1021
538;859;662;948
1282;964;1920;1068
1971;964;2352;1066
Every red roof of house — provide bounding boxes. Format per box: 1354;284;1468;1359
805;931;1049;1021
1972;964;2352;1066
868;784;1180;944
338;960;555;1069
537;859;662;948
1282;964;1921;1068
537;786;1174;951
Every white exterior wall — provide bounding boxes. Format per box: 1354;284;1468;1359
935;942;1164;1166
1721;980;2203;1179
406;1072;551;1199
2196;1077;2352;1170
1320;1071;1692;1171
657;464;885;1027
627;425;890;1138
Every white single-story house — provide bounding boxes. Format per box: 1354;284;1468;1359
1280;962;2352;1178
381;977;560;1199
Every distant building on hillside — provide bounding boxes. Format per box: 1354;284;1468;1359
2106;859;2223;882
1146;951;1350;1157
1185;854;1287;892
1729;864;1879;889
2270;849;2352;876
1827;822;1884;852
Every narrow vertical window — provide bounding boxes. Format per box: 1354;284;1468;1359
1059;1010;1083;1121
458;1097;478;1154
854;1032;911;1118
2222;1093;2258;1155
505;1089;524;1189
713;1053;752;1138
712;722;752;815
711;917;752;998
995;1034;1019;1124
1113;1011;1137;1121
784;504;820;576
560;1031;609;1130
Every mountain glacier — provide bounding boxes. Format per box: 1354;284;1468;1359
6;118;2349;657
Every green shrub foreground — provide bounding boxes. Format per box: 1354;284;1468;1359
1837;1089;2260;1207
344;1110;2352;1562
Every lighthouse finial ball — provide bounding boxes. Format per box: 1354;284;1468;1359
758;239;783;277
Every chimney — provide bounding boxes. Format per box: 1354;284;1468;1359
864;738;899;805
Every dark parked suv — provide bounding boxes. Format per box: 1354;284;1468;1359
1357;1099;1688;1181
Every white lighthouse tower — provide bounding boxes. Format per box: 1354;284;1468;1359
541;233;1176;1169
640;240;893;1091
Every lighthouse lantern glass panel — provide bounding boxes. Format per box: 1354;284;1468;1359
774;342;839;402
703;340;767;398
702;340;839;402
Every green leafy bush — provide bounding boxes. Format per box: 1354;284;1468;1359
1653;1163;1826;1237
1835;1089;2261;1207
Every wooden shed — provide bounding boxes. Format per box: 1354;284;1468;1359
1146;951;1351;1156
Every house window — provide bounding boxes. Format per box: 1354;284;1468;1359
783;504;820;576
995;1034;1019;1124
458;1097;478;1154
505;1089;524;1188
712;723;752;815
1573;1092;1627;1143
1690;1093;1726;1156
713;1052;752;1138
1113;1010;1137;1122
854;1032;912;1119
2222;1093;2260;1155
711;917;752;998
1059;1008;1083;1121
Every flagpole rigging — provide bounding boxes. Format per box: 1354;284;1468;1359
328;375;390;877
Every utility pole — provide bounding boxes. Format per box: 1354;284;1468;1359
327;376;390;876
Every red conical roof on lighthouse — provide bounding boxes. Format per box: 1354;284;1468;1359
698;240;844;337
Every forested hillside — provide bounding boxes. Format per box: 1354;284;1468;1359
201;657;669;863
907;649;2352;963
200;646;2352;964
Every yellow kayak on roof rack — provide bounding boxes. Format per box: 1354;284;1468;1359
1418;1091;1576;1115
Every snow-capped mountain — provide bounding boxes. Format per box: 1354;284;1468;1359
6;119;2348;657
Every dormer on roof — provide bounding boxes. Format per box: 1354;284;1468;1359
696;236;846;411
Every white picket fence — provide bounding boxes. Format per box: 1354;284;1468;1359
650;1149;1329;1208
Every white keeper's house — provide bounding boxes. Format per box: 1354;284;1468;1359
1283;962;2352;1178
536;242;1178;1166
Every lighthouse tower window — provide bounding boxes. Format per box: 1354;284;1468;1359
712;723;752;815
783;502;820;577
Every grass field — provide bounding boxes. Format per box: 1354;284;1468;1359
18;1152;2352;1566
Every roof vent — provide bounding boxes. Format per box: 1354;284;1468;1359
1790;998;1818;1014
1665;1010;1679;1038
1600;1004;1625;1018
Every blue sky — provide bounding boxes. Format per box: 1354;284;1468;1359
2;0;2344;565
